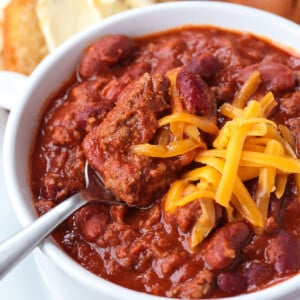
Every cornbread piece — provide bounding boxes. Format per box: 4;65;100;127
3;0;48;74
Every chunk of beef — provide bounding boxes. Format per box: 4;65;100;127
51;78;114;140
79;35;135;79
100;62;151;105
153;253;183;277
35;199;55;215
167;270;214;299
174;200;201;233
280;91;300;116
204;221;252;270
110;205;128;223
38;78;114;204
40;145;85;203
83;73;186;207
100;75;131;106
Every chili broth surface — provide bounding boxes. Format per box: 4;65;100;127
31;26;300;298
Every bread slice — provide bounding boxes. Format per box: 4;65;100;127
3;0;48;75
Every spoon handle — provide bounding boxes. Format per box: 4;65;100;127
0;193;85;279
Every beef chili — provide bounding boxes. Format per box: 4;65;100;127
30;26;300;298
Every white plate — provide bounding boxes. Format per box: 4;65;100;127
0;109;56;300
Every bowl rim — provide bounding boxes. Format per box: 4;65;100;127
3;1;300;299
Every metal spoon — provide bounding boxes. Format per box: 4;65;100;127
0;162;123;279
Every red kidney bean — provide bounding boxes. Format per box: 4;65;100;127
217;271;247;295
184;53;220;80
265;230;300;275
80;211;111;242
244;261;272;287
79;35;135;78
176;70;217;118
204;221;252;270
239;62;295;92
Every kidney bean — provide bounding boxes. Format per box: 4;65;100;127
153;37;186;74
244;261;272;287
80;211;111;242
239;62;295;93
176;70;217;119
184;53;220;80
204;221;252;270
265;230;300;275
79;35;135;78
217;271;247;295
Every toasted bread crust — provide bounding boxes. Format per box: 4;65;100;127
3;0;48;75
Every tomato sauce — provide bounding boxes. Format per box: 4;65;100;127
31;26;300;298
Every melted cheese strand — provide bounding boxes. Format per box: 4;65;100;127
183;166;221;188
233;71;261;108
220;103;242;119
278;124;296;150
174;190;216;208
190;199;216;247
195;155;263;226
275;173;288;199
164;180;188;213
232;176;264;228
158;112;219;134
259;91;277;117
131;139;204;158
184;124;202;143
256;140;283;222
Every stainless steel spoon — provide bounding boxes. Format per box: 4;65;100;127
0;162;123;279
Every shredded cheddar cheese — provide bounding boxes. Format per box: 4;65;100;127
158;112;218;135
131;139;205;158
132;70;300;248
190;199;216;248
232;70;261;108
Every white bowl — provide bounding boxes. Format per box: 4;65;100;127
2;1;300;299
